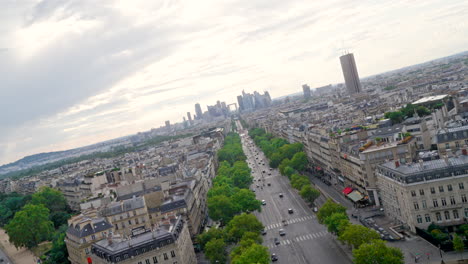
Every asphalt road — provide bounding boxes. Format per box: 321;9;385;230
0;248;12;264
238;128;352;264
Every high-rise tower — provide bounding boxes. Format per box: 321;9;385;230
195;103;203;120
339;53;362;95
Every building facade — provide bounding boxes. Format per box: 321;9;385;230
339;53;362;95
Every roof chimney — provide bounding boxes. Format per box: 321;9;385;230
394;160;400;168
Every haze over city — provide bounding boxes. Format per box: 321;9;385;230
1;0;467;165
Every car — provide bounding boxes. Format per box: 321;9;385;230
288;208;294;214
271;253;278;262
313;207;318;212
274;237;280;245
256;185;259;188
261;229;267;235
279;193;283;198
252;189;256;192
262;200;266;205
262;170;266;173
268;173;271;175
267;183;271;186
279;229;286;236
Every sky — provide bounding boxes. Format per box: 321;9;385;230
1;0;468;165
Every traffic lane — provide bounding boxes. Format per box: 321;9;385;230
0;249;12;264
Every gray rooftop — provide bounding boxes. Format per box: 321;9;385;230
101;197;145;216
67;218;113;238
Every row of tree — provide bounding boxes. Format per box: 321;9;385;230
199;132;269;263
318;199;404;264
3;187;72;264
248;128;320;205
384;103;432;124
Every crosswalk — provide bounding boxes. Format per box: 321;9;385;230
264;215;315;230
265;231;329;248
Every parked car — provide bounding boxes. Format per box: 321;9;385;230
262;200;266;205
288;208;294;214
279;193;284;198
271;253;278;261
261;229;267;235
267;183;271;186
313;207;318;212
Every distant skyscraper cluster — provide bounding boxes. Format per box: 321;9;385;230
339;53;362;95
194;103;203;120
237;90;271;112
302;84;311;99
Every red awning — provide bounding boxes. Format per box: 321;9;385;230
342;187;353;195
316;167;322;171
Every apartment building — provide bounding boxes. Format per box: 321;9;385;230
90;216;196;264
377;153;468;232
436;125;468;155
65;210;113;264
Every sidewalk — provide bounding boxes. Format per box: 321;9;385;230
0;229;37;264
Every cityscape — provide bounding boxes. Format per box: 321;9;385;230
1;1;468;264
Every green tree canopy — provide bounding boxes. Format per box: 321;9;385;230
353;239;404;264
299;185;320;205
196;228;225;250
207;195;237;222
453;234;464;260
31;186;68;213
231;243;270;264
231;189;261;213
289;152;308;171
339;224;381;249
279;158;291;175
290;174;310;190
317;199;347;224
225;213;263;242
205;238;227;264
324;213;349;235
5;204;54;249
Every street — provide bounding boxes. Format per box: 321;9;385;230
238;127;352;264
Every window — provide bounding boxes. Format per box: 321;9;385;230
138;262;142;264
133;210;137;216
411;190;416;197
136;218;139;225
419;189;425;195
422;200;427;209
445;143;450;149
127;212;130;218
441;198;447;206
171;250;176;258
85;248;89;254
433;199;439;207
439;186;444;193
425;214;431;222
164;253;168;260
82;238;86;243
122;223;126;228
448;184;453;191
153;256;158;263
465;208;468;218
444;211;450;220
456;141;460;148
115;224;119;230
436;212;442;221
146;260;150;264
128;220;132;225
91;235;96;240
431;187;436;194
462;194;467;203
460;183;465;190
454;210;460;219
417;215;422;224
450;196;456;205
414;202;419;210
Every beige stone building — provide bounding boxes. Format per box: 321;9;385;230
377;154;468;232
65;210;113;264
91;216;196;264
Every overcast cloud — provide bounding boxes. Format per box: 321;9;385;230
1;0;467;165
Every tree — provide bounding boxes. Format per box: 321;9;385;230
225;213;263;242
42;226;70;264
207;195;237;222
31;186;68;213
283;166;296;178
240;231;263;244
269;153;283;168
49;211;71;229
232;189;261;213
231;243;270;264
5;204;54;249
289;152;308;171
196;228;225;250
299;185;320;205
290;174;310;190
384;111;404;124
324;213;349;235
339;224;380;249
453;234;464;260
317;199;347;224
279;159;291;175
353;239;404;264
208;184;235;198
205;238;227;263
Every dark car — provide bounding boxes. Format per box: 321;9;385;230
274;237;280;245
271;253;278;261
261;229;267;235
279;229;286;236
267;183;271;186
279;193;283;198
288;208;294;214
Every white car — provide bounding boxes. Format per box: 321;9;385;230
262;200;266;205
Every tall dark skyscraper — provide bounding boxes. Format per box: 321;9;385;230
165;120;171;130
339;53;362;95
302;84;311;98
195;103;203;120
187;112;192;124
237;95;244;111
